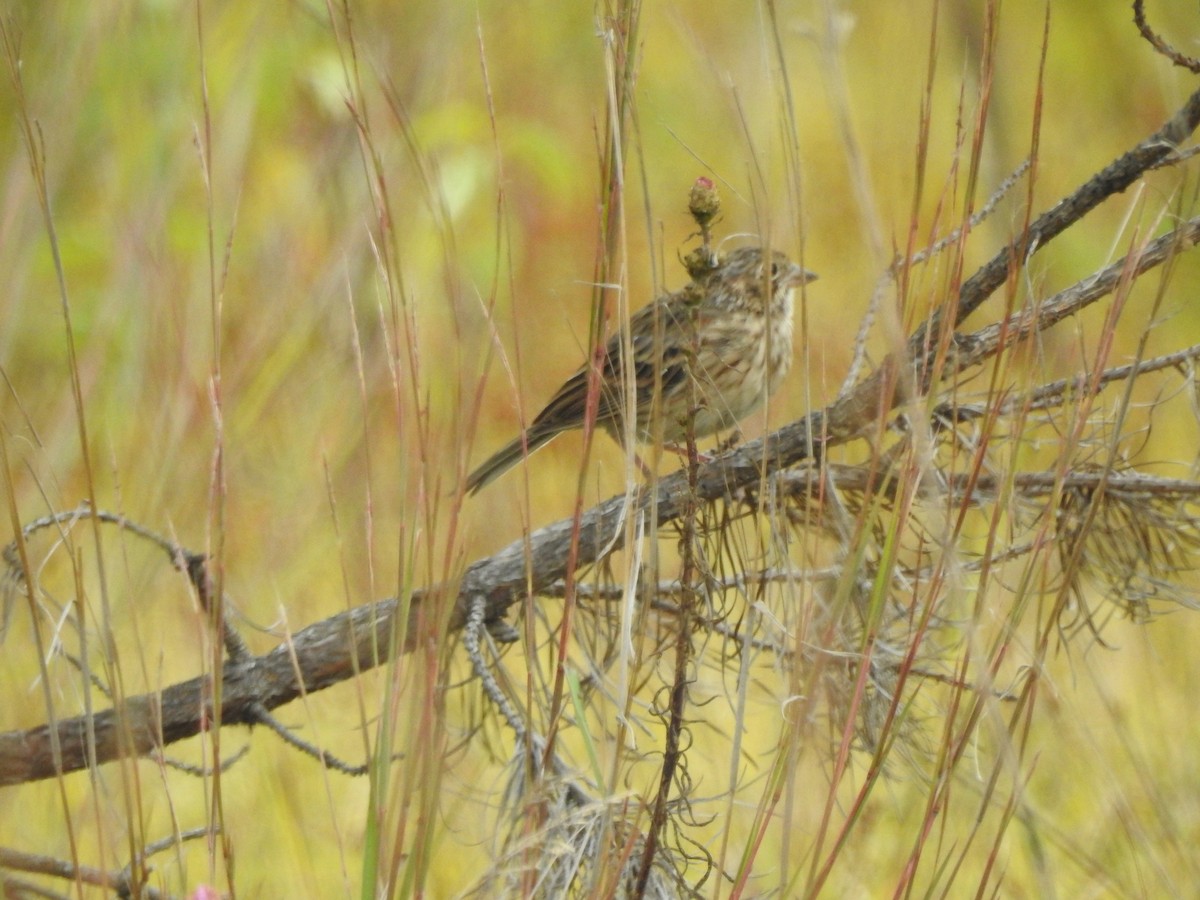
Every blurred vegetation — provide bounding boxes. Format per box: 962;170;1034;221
3;1;1200;897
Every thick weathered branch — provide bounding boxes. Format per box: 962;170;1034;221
0;595;427;786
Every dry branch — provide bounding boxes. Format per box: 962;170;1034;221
3;83;1200;791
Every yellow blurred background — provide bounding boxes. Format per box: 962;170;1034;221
3;0;1200;896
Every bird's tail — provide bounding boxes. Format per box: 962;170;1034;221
465;425;560;495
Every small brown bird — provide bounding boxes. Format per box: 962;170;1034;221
465;245;816;494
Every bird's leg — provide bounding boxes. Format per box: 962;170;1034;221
661;443;716;464
714;428;744;453
661;428;741;471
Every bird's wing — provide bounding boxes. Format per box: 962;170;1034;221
529;297;697;432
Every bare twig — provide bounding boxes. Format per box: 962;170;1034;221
1133;0;1200;73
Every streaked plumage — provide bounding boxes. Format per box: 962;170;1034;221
466;246;816;494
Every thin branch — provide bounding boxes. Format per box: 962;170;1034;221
1133;0;1200;73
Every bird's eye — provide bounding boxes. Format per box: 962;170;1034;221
770;262;780;277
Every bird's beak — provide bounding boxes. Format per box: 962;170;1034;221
790;265;818;286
